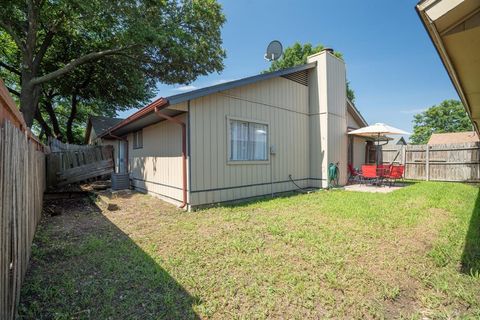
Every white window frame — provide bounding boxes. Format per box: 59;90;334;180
226;116;269;165
132;129;143;149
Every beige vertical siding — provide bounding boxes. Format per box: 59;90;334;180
189;77;309;206
347;109;366;170
347;111;360;129
128;113;187;205
352;137;366;169
307;51;348;186
88;128;97;144
325;54;348;185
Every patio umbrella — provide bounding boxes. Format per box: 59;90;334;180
348;123;410;166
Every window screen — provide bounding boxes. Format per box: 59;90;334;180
230;120;268;161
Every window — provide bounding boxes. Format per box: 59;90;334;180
133;130;143;149
229;119;268;161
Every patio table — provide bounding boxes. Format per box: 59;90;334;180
375;167;390;185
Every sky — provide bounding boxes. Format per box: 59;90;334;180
119;0;459;134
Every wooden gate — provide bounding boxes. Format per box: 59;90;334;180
46;139;114;187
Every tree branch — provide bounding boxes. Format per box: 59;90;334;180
0;20;25;50
7;86;20;96
29;46;137;86
0;61;21;75
34;106;53;138
33;30;55;70
33;11;66;70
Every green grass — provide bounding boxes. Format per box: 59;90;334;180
19;182;480;319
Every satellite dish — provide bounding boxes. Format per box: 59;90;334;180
264;40;283;61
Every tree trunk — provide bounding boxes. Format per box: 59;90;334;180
43;97;63;139
34;107;53;138
19;79;41;127
66;93;78;143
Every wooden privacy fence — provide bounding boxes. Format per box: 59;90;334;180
381;145;405;165
0;80;46;319
47;139;114;187
383;142;480;182
404;142;480;182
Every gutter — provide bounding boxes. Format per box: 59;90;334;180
154;106;188;209
98;98;169;139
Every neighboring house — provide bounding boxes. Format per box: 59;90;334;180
428;131;479;145
99;50;369;210
385;136;407;146
85;116;124;171
347;100;369;169
417;0;480;134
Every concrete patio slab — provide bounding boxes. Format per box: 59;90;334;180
344;183;406;193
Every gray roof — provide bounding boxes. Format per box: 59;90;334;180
385;136;407;146
167;62;317;105
100;61;371;137
90;116;124;136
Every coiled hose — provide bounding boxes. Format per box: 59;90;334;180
328;162;340;188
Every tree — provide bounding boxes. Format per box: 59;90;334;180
266;42;356;102
410;100;472;144
0;0;226;127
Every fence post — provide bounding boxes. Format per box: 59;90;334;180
426;145;430;181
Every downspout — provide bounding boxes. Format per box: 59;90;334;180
154;107;187;209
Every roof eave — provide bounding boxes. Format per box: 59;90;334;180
167;62;317;106
416;0;480;135
347;99;368;127
98;98;169;138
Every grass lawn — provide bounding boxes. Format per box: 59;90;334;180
19;182;480;319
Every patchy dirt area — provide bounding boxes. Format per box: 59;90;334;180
18;182;480;319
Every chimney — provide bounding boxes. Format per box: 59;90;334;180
307;50;348;187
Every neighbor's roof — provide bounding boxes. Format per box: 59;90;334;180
385;136;407;146
428;131;479;144
85;116;124;143
99;63;317;138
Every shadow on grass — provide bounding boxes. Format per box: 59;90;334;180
18;197;199;319
461;188;480;275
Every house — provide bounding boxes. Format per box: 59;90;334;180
347;100;369;168
85;115;124;145
99;50;369;210
417;0;480;134
428;131;479;144
385;136;407;146
85;115;124;171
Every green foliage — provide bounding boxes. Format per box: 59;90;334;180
266;42;355;102
410;100;472;144
0;32;20;98
0;0;227;132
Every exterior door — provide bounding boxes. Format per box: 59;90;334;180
118;141;127;173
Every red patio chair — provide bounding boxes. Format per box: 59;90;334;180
385;165;404;186
377;164;391;177
348;163;362;184
361;165;378;184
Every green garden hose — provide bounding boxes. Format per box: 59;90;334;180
328;162;340;188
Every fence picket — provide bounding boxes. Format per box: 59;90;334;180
389;142;480;182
